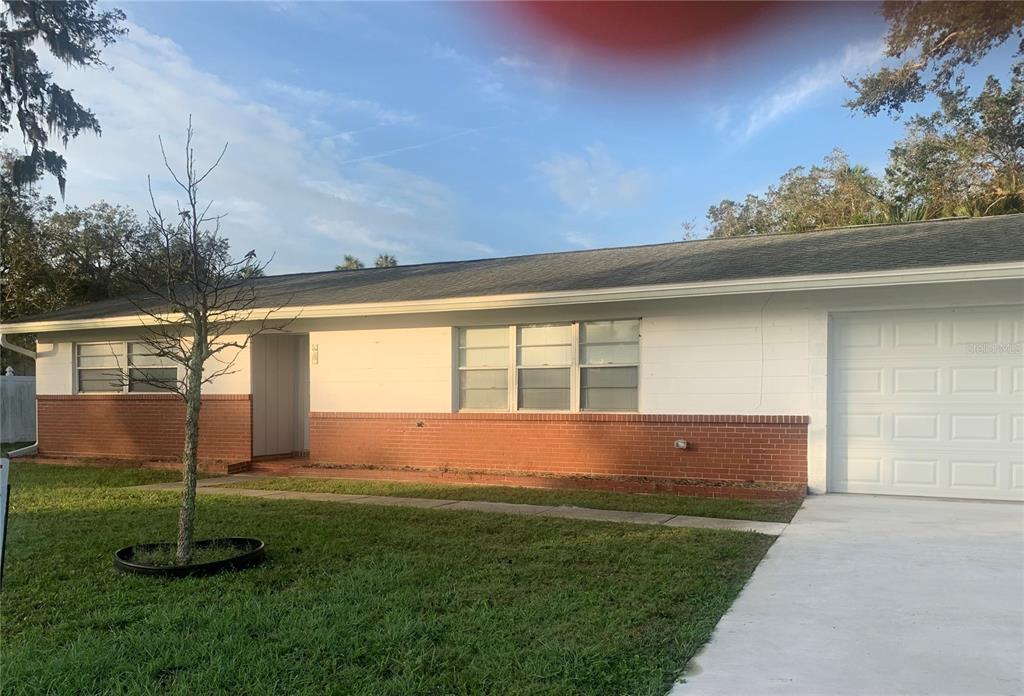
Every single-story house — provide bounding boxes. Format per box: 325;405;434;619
2;215;1022;501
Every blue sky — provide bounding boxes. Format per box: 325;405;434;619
40;2;1013;274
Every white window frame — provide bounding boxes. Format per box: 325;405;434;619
515;322;574;412
455;326;513;412
74;341;180;394
454;319;641;413
578;319;641;413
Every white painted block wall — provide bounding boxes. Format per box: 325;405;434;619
308;326;454;412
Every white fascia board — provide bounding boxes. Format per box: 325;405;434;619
3;261;1022;336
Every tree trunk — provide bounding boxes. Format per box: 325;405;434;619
176;339;205;565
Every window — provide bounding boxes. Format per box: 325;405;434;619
517;324;571;410
457;327;509;410
455;319;640;412
76;343;123;393
579;320;640;411
76;342;179;393
127;343;179;392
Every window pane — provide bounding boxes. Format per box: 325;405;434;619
581;388;638;411
518;368;570;410
77;343;121;368
518;344;572;367
518;324;571;345
581;367;638;411
459;346;508;368
580;343;639;365
128;343;177;367
459;327;508;348
582;366;638;389
460;369;507;390
129;367;178;392
78;369;122;393
459;368;507;410
581;319;639;344
460;388;508;410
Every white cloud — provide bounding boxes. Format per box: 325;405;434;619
565;230;596;248
494;49;574;95
539;144;651;214
739;39;884;140
431;42;463;62
497;54;536;72
706;105;732;133
263;79;332;105
264;80;417;125
33;23;485;272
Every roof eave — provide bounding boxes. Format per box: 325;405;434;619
2;261;1022;336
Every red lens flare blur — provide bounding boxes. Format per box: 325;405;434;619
489;1;795;66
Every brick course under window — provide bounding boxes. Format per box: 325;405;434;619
309;412;808;498
38;394;252;463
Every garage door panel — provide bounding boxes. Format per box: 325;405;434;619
951;367;1000;394
830;306;1024;501
834;322;884;350
832;451;1022;498
950;414;1000;442
952;317;1001;345
1013;464;1024;489
892;458;939;486
892;413;939;440
950;460;999;488
834;457;882;485
893;320;940;348
836;407;1017;448
834;363;1017;404
893;367;940;394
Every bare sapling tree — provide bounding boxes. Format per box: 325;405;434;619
123;118;288;565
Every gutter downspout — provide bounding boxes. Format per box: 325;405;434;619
0;335;38;457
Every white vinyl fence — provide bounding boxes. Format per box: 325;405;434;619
0;371;36;444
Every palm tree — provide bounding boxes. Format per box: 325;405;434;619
335;254;364;271
374;253;397;268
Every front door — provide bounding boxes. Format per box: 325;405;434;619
251;333;308;457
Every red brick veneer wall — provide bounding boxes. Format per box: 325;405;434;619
37;394;252;462
309;413;808;488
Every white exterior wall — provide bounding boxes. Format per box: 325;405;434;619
28;278;1023;493
641;279;1023;493
35;339;74;395
33;330;252;396
308;326;453;412
296;278;1022;494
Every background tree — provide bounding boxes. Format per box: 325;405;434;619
374;253;398;268
122;121;286;565
845;1;1024;117
335;254;364;271
705;2;1024;238
1;152;157;372
886;76;1023;218
707;150;888;237
1;1;126;194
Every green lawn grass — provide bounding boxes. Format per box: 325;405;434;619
2;463;773;695
226;475;801;523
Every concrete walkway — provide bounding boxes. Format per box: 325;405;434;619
132;475;788;535
673;494;1024;696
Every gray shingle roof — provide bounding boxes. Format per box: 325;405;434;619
6;214;1023;325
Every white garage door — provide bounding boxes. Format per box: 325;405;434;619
830;306;1024;500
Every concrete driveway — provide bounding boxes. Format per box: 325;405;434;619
673;494;1024;696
